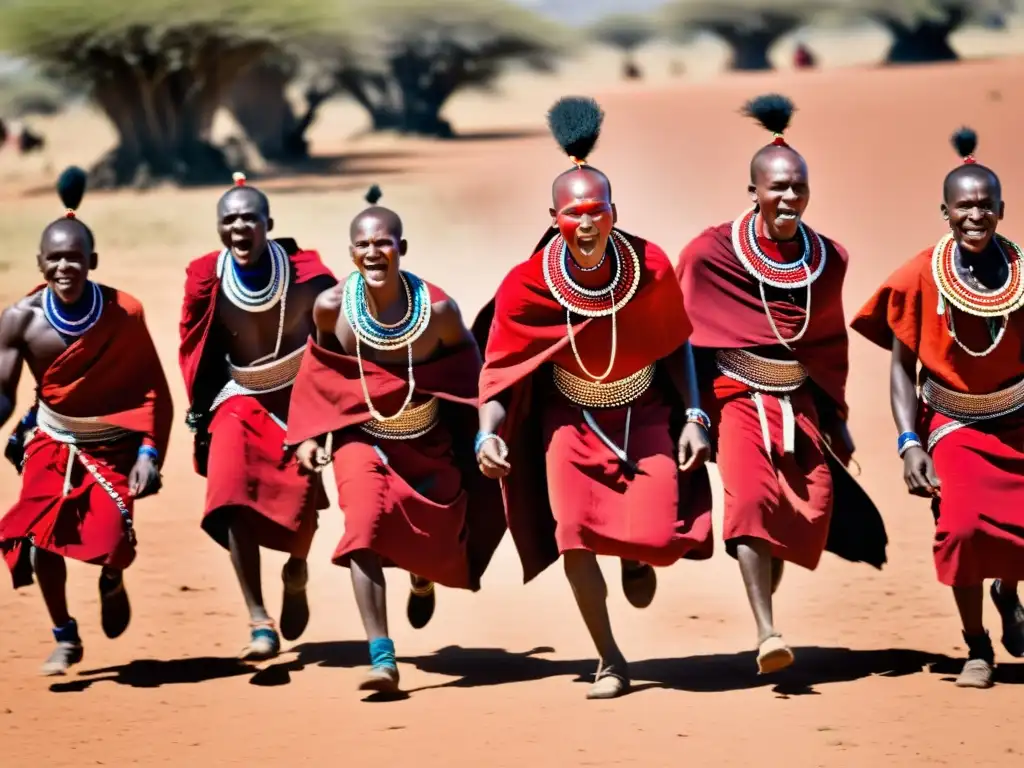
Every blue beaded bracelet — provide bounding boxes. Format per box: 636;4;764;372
475;431;507;458
685;407;711;432
137;445;159;462
897;431;921;457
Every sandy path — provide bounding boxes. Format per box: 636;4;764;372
2;59;1023;766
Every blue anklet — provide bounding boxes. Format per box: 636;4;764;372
369;637;397;670
53;618;80;644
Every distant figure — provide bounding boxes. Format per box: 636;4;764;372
0;119;46;154
794;42;816;70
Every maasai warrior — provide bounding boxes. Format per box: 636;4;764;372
475;97;714;700
179;172;336;660
286;186;504;695
0;167;173;675
677;94;886;675
852;129;1024;688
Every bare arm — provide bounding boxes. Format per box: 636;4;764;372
666;341;701;410
312;286;343;352
436;298;481;361
890;335;940;496
0;307;28;428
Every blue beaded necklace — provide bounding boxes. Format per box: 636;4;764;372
342;270;431;421
43;281;103;337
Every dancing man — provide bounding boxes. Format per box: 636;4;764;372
0;167;173;675
852;129;1024;688
286;186;505;694
677;95;885;675
179;173;336;660
475;97;714;700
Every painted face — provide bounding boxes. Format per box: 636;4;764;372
217;190;271;267
942;172;1003;255
38;222;95;304
551;169;616;267
749;150;810;242
350;213;405;289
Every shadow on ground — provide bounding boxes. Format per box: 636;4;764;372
47;643;1024;696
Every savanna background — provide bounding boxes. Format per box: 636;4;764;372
1;1;1022;765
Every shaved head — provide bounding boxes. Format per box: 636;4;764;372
551;165;612;208
40;217;94;254
350;206;403;242
943;164;1001;205
218;186;270;219
749;144;806;184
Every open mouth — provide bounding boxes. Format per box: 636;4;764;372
363;261;389;280
776;211;799;223
231;237;253;257
576;234;599;257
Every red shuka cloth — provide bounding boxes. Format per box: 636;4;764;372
178;244;334;554
1;287;174;586
852;246;1024;585
476;230;714;583
678;221;886;570
285;286;506;589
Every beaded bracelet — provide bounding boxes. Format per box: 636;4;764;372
685;407;712;432
897;431;921;457
475;431;508;460
137;445;160;462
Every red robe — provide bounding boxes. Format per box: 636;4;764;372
476;230;714;583
1;287;173;587
178;242;334;555
285;284;505;589
678;220;886;571
851;246;1024;586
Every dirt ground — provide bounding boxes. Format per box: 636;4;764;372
2;49;1024;767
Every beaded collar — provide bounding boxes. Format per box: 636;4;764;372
216;240;288;313
43;281;103;337
542;230;641;318
730;206;826;290
342;270;431;351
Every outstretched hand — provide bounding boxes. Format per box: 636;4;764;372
296;439;331;474
129;455;161;499
677;422;711;472
477;439;511;479
903;446;940;498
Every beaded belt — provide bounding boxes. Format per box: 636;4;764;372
34;402;137;537
921;376;1024;450
211;346;305;418
360;397;440;441
552;364;655;409
716;349;808;456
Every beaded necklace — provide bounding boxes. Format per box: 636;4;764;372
542;230;640;383
931;232;1024;357
216;241;291;365
342;270;431;421
731;206;826;349
43;281;103;337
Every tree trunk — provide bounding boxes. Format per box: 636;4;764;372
718;30;781;71
80;44;263;188
622;53;642;80
225;62;316;164
880;18;960;64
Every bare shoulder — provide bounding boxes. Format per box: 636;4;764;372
0;298;37;343
313;282;344;332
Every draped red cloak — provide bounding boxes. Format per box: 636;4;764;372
178;243;334;555
852;247;1024;586
475;230;714;583
677;220;887;570
1;286;174;587
285;283;505;589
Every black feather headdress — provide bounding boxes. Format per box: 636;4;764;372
546;96;604;166
743;94;795;146
365;184;383;205
951;127;978;164
56;166;87;217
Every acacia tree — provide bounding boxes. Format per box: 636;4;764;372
839;1;1012;64
329;0;564;138
0;0;330;187
663;0;827;71
591;14;657;79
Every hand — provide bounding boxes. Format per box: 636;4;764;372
296;439;331;474
677;422;711;472
902;446;940;498
477;437;511;479
129;454;161;499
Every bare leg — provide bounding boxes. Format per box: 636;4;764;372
735;536;793;673
31;547;82;676
953;584;994;688
991;579;1024;658
349;549;398;693
227;510;278;660
563;550;629;699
